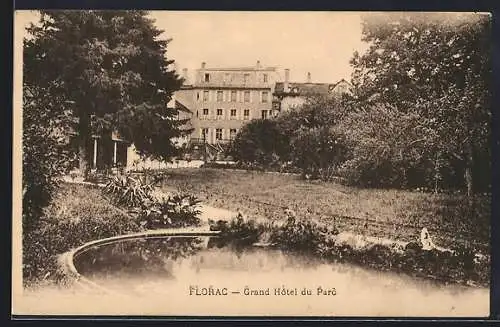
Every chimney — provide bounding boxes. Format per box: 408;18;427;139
284;69;290;92
201;62;206;69
182;68;188;84
256;60;261;69
307;72;311;83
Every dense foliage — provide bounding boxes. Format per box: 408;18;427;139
229;13;491;194
229;119;289;168
229;97;351;178
349;12;491;192
22;84;75;231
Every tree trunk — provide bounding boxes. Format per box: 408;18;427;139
434;151;440;194
464;141;474;198
465;164;473;197
78;110;91;178
464;145;475;210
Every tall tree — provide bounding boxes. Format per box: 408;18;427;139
350;12;491;194
23;10;187;177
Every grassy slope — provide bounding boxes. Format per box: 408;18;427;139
160;168;490;254
23;183;140;286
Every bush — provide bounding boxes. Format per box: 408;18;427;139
136;193;203;229
104;172;202;229
23;184;142;286
289;126;349;180
229;119;290;168
210;215;263;247
270;215;338;254
103;173;157;208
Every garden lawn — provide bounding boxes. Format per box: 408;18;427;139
23;182;141;287
159;168;490;255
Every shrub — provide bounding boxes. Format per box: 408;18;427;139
289;126;349;180
103;173;157;208
270;215;338;254
136;193;203;229
209;215;263;247
229;119;290;168
103;171;202;229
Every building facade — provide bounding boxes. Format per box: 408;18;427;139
273;70;353;113
186;61;279;145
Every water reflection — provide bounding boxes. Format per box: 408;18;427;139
75;236;326;284
17;235;489;316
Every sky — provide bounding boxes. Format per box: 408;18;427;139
15;10;369;83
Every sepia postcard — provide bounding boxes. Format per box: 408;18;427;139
12;10;492;318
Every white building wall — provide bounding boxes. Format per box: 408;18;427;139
281;96;307;112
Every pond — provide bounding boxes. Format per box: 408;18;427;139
18;235;489;317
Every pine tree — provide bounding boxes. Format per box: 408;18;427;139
24;10;188;177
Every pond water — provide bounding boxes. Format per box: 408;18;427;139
17;236;489;317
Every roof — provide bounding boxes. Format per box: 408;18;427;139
274;79;352;96
175;99;192;113
199;67;277;72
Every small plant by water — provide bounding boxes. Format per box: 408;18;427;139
103;172;202;229
134;193;202;229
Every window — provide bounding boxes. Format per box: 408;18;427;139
261;91;268;103
244;91;250;102
263;74;268;83
204;73;210;82
230;109;237;119
269;110;273;117
231;90;237;102
203;108;209;116
217;109;223;119
197;92;200;101
203;90;209;102
201;128;209;140
243;73;250;83
244;109;250;119
229;129;237;140
261;110;268;119
217;91;223;102
215;128;223;140
224;73;231;82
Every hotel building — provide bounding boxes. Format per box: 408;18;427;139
183;61;280;145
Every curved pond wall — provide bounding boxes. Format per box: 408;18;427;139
60;228;220;293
